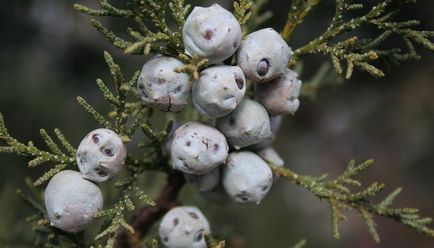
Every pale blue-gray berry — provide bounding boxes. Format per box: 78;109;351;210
137;55;190;113
171;121;229;175
222;151;273;204
192;65;246;118
159;206;210;248
255;69;302;115
44;170;103;233
183;4;242;64
216;98;272;149
236;28;292;82
77;128;127;182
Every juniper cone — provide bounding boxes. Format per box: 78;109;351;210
137;55;191;113
236;28;293;82
44;170;103;233
192;65;246;118
255;68;302;115
223;151;273;204
171;121;229;175
159;206;211;248
183;4;242;64
216;98;272;149
76;128;127;182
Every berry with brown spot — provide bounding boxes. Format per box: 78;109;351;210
192;65;246;118
159;206;210;248
255;69;302;115
236;28;293;82
171;121;228;175
137;55;190;113
183;4;242;64
222;151;273;204
76;128;127;182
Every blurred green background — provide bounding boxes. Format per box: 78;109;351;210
0;0;433;247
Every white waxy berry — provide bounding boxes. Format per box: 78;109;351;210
183;4;242;64
222;152;273;204
185;167;221;192
159;206;211;248
249;115;282;150
192;65;246;118
216;98;272;149
77;128;127;182
44;170;103;233
255;69;302;115
171;121;229;175
137;55;190;113
236;28;292;82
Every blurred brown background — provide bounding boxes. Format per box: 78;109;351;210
0;0;433;247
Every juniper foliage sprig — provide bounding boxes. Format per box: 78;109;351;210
270;159;434;242
281;0;320;41
233;0;253;28
233;0;274;36
73;0;134;17
77;51;149;142
0;114;76;186
74;0;189;56
242;0;272;35
289;0;434;78
140;121;172;169
95;187;155;248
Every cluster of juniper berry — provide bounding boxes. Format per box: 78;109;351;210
43;3;302;247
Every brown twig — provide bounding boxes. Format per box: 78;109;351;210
115;171;186;248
